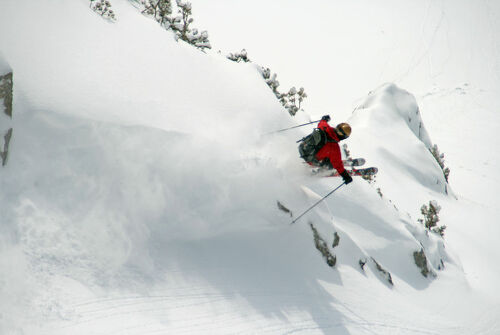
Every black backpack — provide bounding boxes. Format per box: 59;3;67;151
298;128;328;163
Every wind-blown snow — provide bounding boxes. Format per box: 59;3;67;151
1;0;499;334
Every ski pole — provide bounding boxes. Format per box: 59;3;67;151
264;120;320;135
291;182;346;224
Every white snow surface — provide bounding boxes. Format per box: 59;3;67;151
0;54;11;76
1;0;499;334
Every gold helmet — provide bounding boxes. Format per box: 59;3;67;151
336;123;352;139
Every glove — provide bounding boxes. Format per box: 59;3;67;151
340;170;353;184
321;115;331;122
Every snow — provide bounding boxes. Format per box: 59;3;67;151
0;54;11;76
348;83;450;216
0;0;499;334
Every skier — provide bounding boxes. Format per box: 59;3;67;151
315;115;353;184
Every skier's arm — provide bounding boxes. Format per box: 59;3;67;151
318;120;339;140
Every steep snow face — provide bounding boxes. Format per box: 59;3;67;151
357;83;432;147
0;0;287;144
348;83;450;218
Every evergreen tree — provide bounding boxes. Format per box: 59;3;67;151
279;87;307;116
227;49;250;63
90;0;116;21
138;0;211;51
260;67;307;116
418;200;446;237
171;1;211;50
430;144;450;182
141;0;172;27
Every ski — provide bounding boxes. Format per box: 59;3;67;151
307;158;365;169
328;167;378;177
343;158;365;167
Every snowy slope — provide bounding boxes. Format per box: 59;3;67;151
194;0;500;326
348;83;449;215
1;0;499;334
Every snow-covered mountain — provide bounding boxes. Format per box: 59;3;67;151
1;0;499;334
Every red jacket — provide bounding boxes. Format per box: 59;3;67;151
315;120;345;174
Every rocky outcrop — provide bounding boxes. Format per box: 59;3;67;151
310;223;337;267
0;67;13;166
359;257;394;287
1;128;12;166
371;257;394;286
0;71;13;118
413;248;436;278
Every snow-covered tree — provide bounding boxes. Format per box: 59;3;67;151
260;67;307;116
170;0;211;51
137;0;210;51
430;144;450;182
261;67;280;94
89;0;116;21
227;49;250;63
279;87;307;116
418;200;446;237
141;0;172;27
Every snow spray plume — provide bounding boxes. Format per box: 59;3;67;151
291;182;346;224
